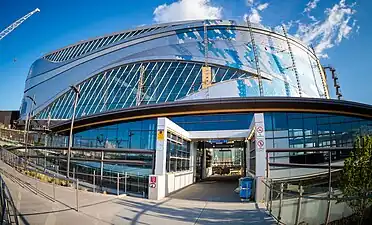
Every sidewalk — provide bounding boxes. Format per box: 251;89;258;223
1;160;275;225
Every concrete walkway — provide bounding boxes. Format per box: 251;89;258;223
1;161;275;225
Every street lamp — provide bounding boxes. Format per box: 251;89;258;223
24;95;36;157
67;85;80;178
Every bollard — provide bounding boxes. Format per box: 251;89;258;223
278;183;284;221
295;185;303;225
117;173;120;196
93;170;96;193
53;175;56;202
124;172;127;194
73;167;76;180
75;179;79;212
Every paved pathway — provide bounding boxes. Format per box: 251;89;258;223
1;161;275;225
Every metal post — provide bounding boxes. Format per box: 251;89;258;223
67;86;80;178
35;178;38;193
93;170;96;193
278;183;284;221
124;172;127;194
117;173;120;196
53;175;56;202
75;179;79;212
295;186;303;225
43;155;47;171
325;149;332;225
269;181;273;214
137;172;140;193
73;167;76;180
25;95;36;158
0;180;4;206
100;151;104;180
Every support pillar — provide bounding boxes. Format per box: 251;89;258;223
148;118;167;200
248;113;267;203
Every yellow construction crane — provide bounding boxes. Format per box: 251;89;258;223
0;8;40;41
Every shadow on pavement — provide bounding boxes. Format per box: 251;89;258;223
114;196;275;225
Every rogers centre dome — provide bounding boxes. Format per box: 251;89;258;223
19;19;372;201
21;19;329;120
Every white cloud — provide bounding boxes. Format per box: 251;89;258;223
257;3;269;11
304;0;320;13
153;0;222;23
294;0;357;58
244;1;269;24
244;9;262;23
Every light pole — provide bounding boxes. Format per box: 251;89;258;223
67;85;80;178
25;95;36;157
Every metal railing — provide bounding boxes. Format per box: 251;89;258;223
262;178;372;225
0;173;19;225
0;147;150;198
0;128;40;146
263;147;371;225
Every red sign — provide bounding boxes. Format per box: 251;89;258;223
150;176;157;183
257;140;265;148
257;126;263;133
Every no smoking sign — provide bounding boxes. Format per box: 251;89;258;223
257;140;265;150
257;126;264;133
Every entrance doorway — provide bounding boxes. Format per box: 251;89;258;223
171;139;247;202
195;140;246;182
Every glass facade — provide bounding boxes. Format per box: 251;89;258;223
69;112;372;152
73;119;157;150
170;113;253;131
25;20;328;120
264;113;372;149
36;61;251;119
166;131;191;172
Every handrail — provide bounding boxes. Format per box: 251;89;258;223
0;174;19;225
262;179;372;201
266;146;353;153
7;146;155;154
261;178;372;225
0;147;149;198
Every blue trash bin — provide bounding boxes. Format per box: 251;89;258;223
239;177;253;199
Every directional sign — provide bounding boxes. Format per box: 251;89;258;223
150;183;156;188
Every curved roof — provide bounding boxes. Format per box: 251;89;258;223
51;97;372;133
42;19;315;62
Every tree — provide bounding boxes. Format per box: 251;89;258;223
340;135;372;224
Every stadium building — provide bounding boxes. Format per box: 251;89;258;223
20;20;372;200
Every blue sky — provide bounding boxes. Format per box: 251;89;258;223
0;0;370;110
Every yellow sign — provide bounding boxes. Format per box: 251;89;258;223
202;66;212;89
157;130;164;140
